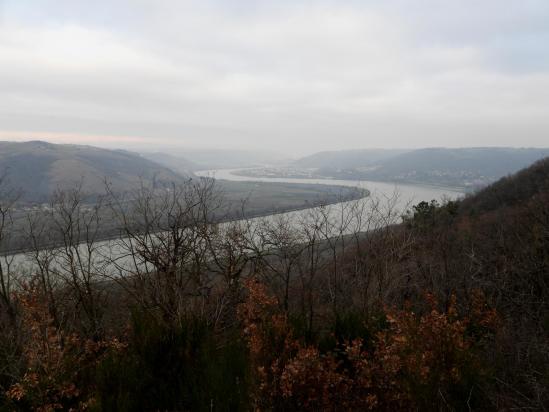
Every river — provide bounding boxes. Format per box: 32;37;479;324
196;168;464;212
6;169;464;275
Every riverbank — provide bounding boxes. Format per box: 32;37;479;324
1;180;368;256
230;167;470;193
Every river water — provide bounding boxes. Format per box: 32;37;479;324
196;168;464;212
6;169;464;275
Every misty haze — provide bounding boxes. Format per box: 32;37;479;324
0;1;548;411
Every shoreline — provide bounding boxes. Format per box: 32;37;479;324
1;185;369;257
228;169;468;193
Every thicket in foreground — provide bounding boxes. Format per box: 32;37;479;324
4;278;499;411
0;158;548;410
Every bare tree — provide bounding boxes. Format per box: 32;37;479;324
22;184;108;339
0;172;23;392
0;172;21;323
105;178;228;325
255;214;306;312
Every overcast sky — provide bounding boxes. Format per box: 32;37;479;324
1;0;548;156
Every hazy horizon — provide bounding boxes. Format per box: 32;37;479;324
3;138;549;162
1;0;549;156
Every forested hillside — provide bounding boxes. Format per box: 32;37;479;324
0;157;547;411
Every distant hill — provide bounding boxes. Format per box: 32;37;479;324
0;141;190;203
295;147;549;189
141;149;289;172
294;149;410;169
141;152;202;175
175;149;288;170
376;148;548;177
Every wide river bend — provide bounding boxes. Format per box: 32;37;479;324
7;169;464;274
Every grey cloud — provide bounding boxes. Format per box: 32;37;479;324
0;0;548;155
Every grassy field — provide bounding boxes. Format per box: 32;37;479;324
1;180;367;254
218;180;367;218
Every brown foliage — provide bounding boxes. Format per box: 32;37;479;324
240;279;497;411
5;285;125;411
